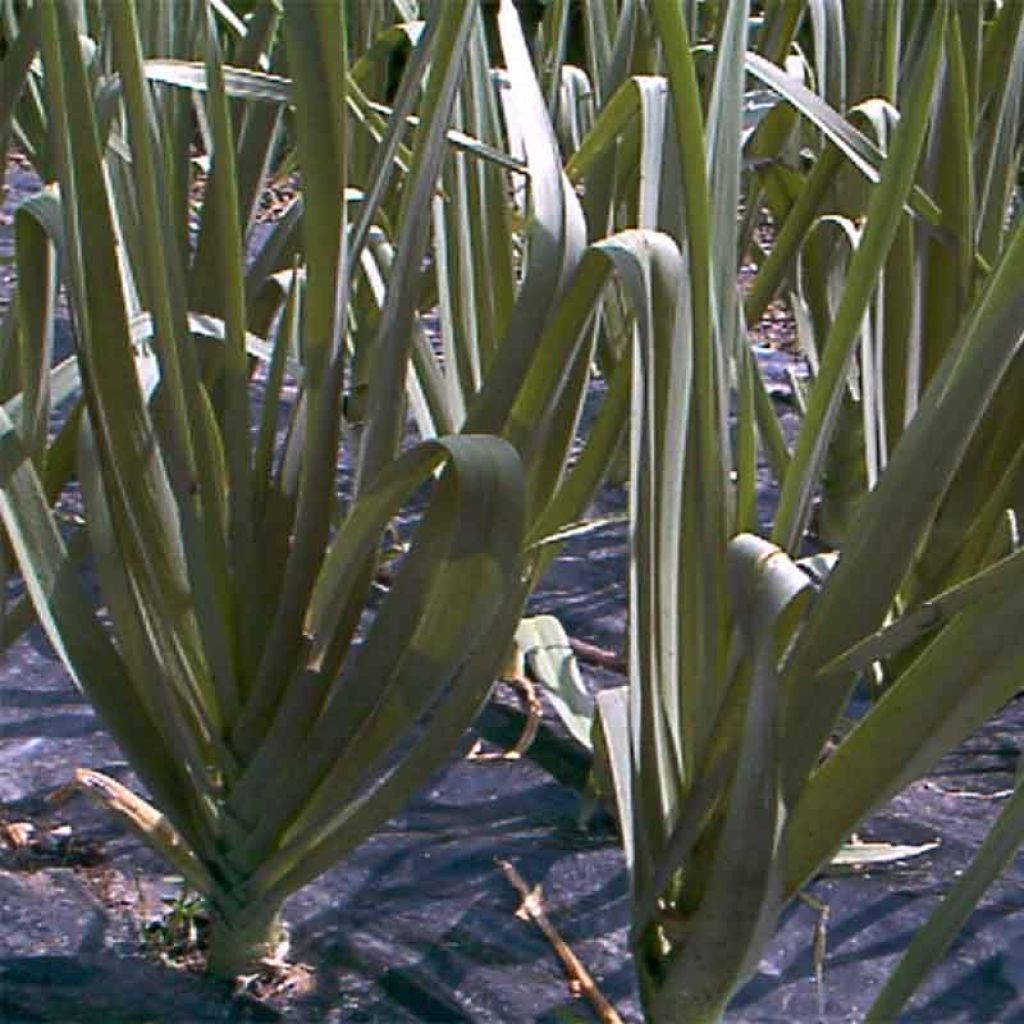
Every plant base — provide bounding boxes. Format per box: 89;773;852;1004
205;906;288;979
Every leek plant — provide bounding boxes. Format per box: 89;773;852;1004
582;0;1024;1018
0;0;535;977
0;0;689;978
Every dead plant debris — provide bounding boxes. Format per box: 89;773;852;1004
497;857;623;1024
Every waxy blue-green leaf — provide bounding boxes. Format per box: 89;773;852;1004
649;536;812;1022
462;0;586;437
38;0;219;748
782;212;1024;804
5;1;538;979
787;569;1024;896
12;193;57;467
745;51;944;230
771;1;948;554
356;0;477;488
516;615;594;751
0;4;39;149
0;403;208;856
224;435;526;890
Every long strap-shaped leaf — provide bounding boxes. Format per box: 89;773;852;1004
225;436;526;908
975;0;1023;265
649;0;730;772
822;546;1024;676
771;1;948;554
649;536;812;1023
782;215;1024;799
12;193;57;468
235;0;351;745
0;3;38;143
106;0;240;722
428;13;517;426
564;74;669;232
786;564;1024;896
917;9;974;392
865;765;1024;1021
462;0;586;437
356;0;477;489
745;51;944;230
226;434;523;838
138;57;516;175
199;3;256;608
0;405;207;856
502;231;675;520
239;1;476;751
77;418;229;801
38;1;218;736
705;0;749;366
240;571;532;923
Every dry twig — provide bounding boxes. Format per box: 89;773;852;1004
568;636;627;675
496;858;623;1024
468;675;542;761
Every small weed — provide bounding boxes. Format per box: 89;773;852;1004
141;890;210;970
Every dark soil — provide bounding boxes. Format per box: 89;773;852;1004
0;157;1021;1023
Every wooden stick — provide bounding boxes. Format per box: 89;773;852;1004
568;636;627;675
496;859;624;1024
468;675;542;761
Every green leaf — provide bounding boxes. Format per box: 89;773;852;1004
40;0;219;740
821;546;1024;675
12;190;58;466
593;686;634;872
0;4;38;142
782;214;1024;804
771;1;949;554
0;403;206;856
649;0;730;771
648;537;812;1021
786;576;1024;896
356;0;476;486
515;616;594;750
745;51;944;230
225;435;526;898
462;0;586;437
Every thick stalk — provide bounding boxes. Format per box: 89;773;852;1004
205;901;287;979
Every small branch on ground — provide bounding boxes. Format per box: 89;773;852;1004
468;675;541;761
568;637;627;675
496;858;623;1024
